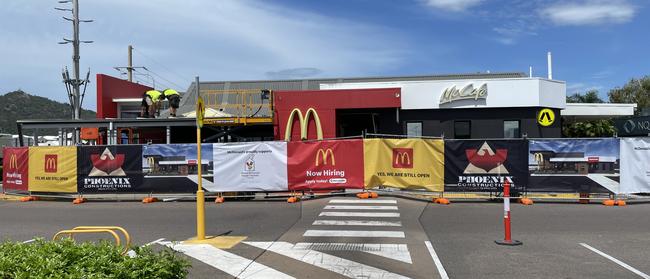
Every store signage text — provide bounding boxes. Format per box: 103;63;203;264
439;83;487;105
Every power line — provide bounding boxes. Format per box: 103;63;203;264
132;48;191;84
142;67;185;90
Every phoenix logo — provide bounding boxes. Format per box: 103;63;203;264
392;148;413;169
89;148;126;176
464;142;508;174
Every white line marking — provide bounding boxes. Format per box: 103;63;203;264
324;205;399;210
22;239;35;244
162;242;295;279
304;230;405;238
425;241;449;279
244;241;410;279
295;242;412;264
580;243;650;279
319;212;400;218
313;220;402;227
329;199;397;204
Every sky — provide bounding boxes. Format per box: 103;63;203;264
0;0;648;110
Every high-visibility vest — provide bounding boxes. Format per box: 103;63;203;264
163;89;179;97
145;90;162;102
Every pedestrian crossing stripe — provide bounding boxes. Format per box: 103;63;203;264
537;108;555;126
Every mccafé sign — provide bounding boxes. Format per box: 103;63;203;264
439;83;487;105
285;108;324;141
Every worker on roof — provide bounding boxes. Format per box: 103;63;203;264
163;88;181;117
141;89;162;118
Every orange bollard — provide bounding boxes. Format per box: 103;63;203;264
215;196;225;203
602;199;616;206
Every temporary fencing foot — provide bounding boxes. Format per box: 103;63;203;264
433;198;450;205
615;200;627;206
369;192;379;199
215;196;225;203
495;239;523;246
356;192;370;199
20;196;38;202
287;196;300;203
72;197;86;205
519;198;533;205
602;199;616;206
142;197;158;204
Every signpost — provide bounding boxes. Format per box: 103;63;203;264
195;77;206;240
537;108;555;127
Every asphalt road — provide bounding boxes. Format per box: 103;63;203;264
1;197;649;279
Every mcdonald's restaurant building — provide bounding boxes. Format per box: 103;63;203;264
35;71;632;145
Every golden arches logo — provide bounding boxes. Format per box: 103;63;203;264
392;148;413;169
8;154;18;169
315;148;335;166
45;154;57;173
284;108;323;141
395;152;410;165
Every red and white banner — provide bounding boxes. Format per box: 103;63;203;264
288;139;364;191
2;147;29;192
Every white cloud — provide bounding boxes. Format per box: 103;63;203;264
541;1;635;26
422;0;484;12
567;82;604;93
0;0;410;110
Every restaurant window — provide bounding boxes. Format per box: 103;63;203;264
503;120;520;138
406;122;422;138
454;121;471;139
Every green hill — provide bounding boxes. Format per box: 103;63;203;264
0;90;96;135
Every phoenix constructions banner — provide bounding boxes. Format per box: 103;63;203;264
444;140;528;192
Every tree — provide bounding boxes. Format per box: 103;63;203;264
566;90;604;103
608;76;650;115
562;119;616;137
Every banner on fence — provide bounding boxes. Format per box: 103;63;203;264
142;144;213;193
287;139;364;190
77;146;143;193
213;142;288;191
2;147;29;191
528;139;619;193
363;139;444;192
444;140;528;192
28;146;77;193
620;138;650;193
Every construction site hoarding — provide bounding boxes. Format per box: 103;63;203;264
444;140;528;192
78;145;143;193
287;139;364;191
142;144;213;193
620;138;650;193
2;147;29;192
27;146;77;193
528;139;619;193
212;142;288;192
363;138;445;192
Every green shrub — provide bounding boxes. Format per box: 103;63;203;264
0;238;190;278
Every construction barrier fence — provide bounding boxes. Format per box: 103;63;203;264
3;137;649;195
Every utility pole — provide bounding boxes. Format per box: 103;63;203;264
57;0;93;144
128;45;133;82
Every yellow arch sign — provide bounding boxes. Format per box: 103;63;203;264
537;108;555;127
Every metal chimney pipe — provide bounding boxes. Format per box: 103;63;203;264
547;52;553;80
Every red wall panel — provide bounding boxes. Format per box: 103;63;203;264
274;88;401;141
96;74;152;118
